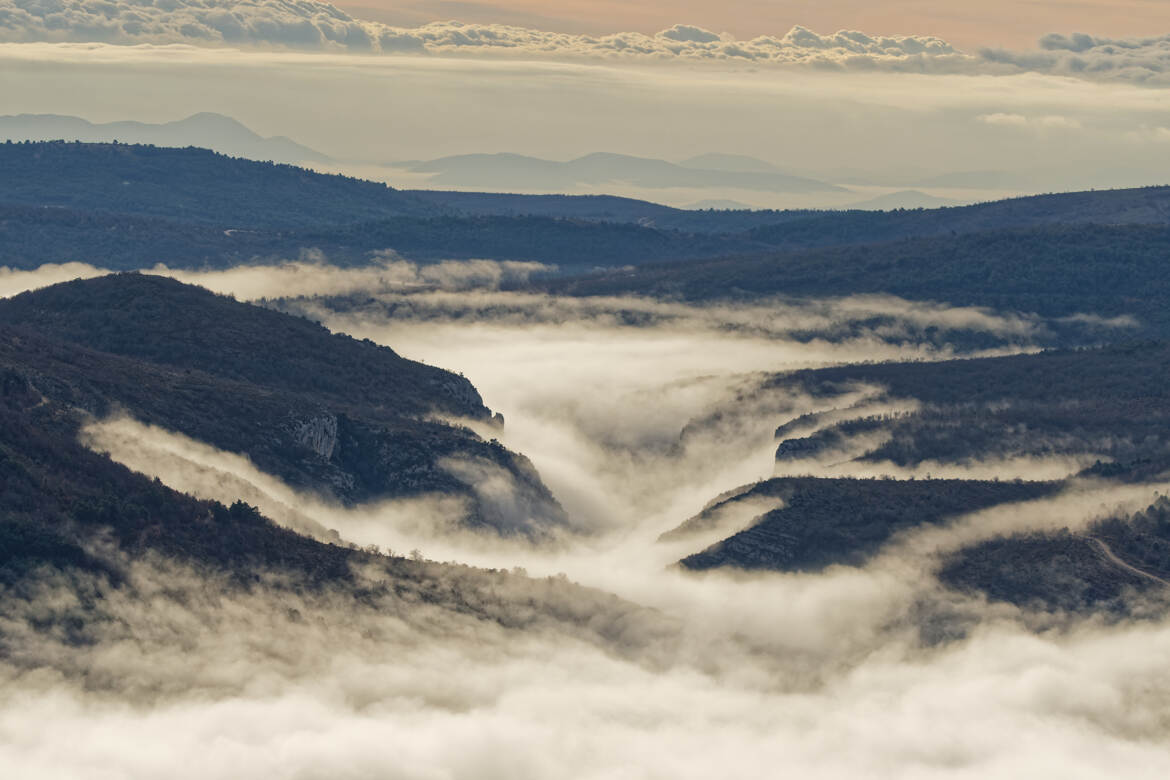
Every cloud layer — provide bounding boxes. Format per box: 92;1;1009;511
3;0;1170;85
981;32;1170;86
0;0;956;63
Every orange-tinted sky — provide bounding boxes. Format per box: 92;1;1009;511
338;0;1169;50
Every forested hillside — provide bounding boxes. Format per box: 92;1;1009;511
940;506;1170;614
0;199;760;272
669;472;1170;614
674;477;1060;572
0;379;356;588
6;142;1170;283
0;141;439;227
0;372;656;666
738;186;1170;248
760;341;1170;475
0;274;492;420
549;223;1170;337
666;340;1170;613
0;274;568;538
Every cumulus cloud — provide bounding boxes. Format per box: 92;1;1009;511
0;0;378;50
980;32;1170;86
1;0;1169;85
0;0;959;66
382;21;960;70
657;24;722;45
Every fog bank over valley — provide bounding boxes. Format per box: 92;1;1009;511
4;260;1170;778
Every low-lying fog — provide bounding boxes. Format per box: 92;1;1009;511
3;260;1169;778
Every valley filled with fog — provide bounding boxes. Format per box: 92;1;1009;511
5;260;1169;778
4;0;1170;771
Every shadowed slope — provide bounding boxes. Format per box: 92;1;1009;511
0;274;568;538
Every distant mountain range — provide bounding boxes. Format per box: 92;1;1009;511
0;112;330;164
677;153;783;174
843;189;962;210
7;111;1167;203
393;151;844;194
0;112;865;199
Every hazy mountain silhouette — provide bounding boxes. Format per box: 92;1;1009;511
843;190;962;210
677;153;782;174
0;112;330;164
401;151;843;193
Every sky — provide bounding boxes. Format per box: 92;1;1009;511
340;0;1170;49
0;0;1168;201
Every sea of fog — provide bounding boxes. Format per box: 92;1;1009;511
3;261;1170;778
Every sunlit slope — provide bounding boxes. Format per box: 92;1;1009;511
0;274;567;538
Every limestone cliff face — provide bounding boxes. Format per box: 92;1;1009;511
429;374;490;420
293;413;338;460
278;410;567;540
